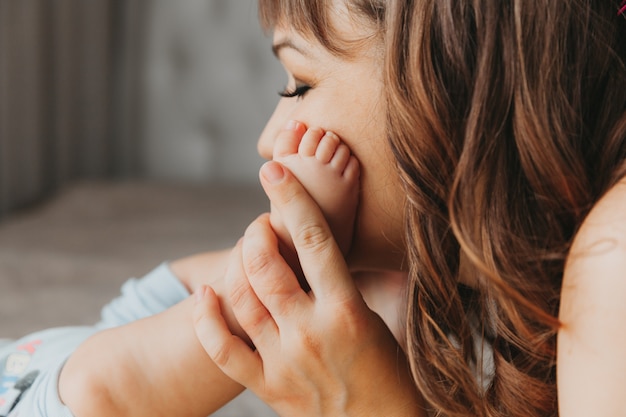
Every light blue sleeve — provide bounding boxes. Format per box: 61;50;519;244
2;263;190;417
3;327;97;417
96;262;190;330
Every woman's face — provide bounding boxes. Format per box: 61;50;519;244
257;9;406;271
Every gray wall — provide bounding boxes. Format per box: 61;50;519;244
0;0;147;215
0;0;284;217
142;0;283;183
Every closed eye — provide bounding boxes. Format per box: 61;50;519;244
278;84;312;99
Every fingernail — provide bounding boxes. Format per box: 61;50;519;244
261;161;285;184
284;120;299;131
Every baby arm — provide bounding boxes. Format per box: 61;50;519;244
59;124;361;416
170;249;231;294
59;254;245;417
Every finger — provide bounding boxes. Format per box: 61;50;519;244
241;214;311;321
192;285;263;387
259;161;358;302
225;239;279;349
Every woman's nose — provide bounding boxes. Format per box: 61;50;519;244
257;126;275;160
257;101;292;160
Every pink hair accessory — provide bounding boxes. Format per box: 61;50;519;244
620;0;626;15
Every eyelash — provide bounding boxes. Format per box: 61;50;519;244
278;84;312;99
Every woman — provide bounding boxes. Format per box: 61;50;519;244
194;0;626;416
53;0;410;416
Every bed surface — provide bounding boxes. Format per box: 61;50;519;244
0;180;277;416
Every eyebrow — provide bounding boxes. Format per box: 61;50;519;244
272;39;310;59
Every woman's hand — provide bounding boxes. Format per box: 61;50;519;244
193;161;424;417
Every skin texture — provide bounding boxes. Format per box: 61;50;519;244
185;6;420;416
58;0;626;414
193;163;423;417
191;4;626;416
270;122;360;258
257;23;406;273
59;4;412;416
59;96;404;417
558;178;626;416
269;122;360;287
59;266;244;417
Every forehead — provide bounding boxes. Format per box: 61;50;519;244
268;0;382;59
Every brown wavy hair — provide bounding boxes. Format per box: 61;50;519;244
259;0;626;416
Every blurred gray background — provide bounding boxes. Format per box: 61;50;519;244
0;0;285;215
0;1;284;415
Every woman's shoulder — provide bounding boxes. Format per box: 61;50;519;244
560;176;626;326
557;180;626;415
563;177;626;292
560;177;626;326
568;177;626;269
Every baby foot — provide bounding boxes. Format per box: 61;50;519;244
270;121;360;259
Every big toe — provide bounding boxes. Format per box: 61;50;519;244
273;123;305;159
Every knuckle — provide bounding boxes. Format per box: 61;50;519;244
229;286;264;326
324;300;368;339
240;304;270;334
208;338;236;368
243;248;275;278
276;292;300;314
228;279;250;311
228;282;272;335
293;221;332;254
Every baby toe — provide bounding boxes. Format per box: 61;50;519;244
315;131;341;164
273;121;305;159
329;142;352;171
298;128;325;157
